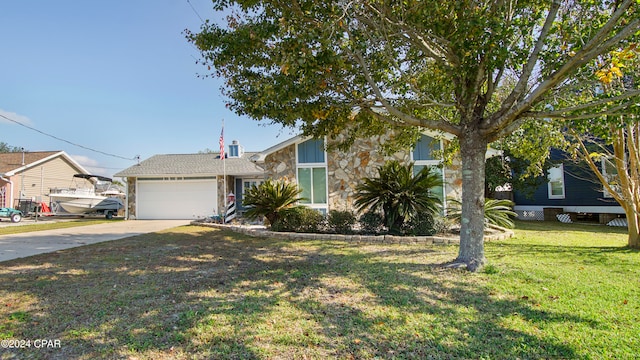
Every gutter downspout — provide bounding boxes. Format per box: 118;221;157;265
0;175;14;208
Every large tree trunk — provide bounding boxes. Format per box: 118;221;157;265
455;132;488;272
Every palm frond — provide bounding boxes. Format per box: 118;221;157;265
243;179;305;225
355;160;443;233
447;198;517;229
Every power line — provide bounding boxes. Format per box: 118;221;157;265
1;113;136;161
186;0;205;24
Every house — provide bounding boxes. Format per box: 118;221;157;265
250;131;465;214
113;141;263;220
116;131;502;220
0;151;91;209
513;149;625;223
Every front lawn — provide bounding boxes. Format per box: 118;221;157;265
0;221;637;359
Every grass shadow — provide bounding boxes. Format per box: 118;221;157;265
1;225;634;358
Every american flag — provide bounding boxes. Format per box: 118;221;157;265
219;127;225;160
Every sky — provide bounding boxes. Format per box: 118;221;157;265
0;1;297;178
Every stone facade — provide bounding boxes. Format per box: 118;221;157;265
126;177;137;219
326;135;409;212
443;157;463;203
262;145;296;181
263;134;464;213
217;175;235;215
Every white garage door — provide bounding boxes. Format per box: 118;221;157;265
137;179;217;220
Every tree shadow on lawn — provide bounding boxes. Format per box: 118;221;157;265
513;220;629;235
488;241;638;268
0;226;593;359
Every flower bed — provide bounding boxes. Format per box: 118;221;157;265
191;221;514;244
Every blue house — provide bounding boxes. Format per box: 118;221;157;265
513;149;625;223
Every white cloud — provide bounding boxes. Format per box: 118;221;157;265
0;108;33;126
70;154;109;177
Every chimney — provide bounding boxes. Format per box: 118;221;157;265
228;140;244;158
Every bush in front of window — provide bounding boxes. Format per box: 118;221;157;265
242;179;305;226
327;210;357;234
403;213;437;236
358;211;385;235
354;160;443;235
271;206;324;233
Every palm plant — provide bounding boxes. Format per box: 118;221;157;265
242;179;305;225
354;161;443;234
447;198;517;229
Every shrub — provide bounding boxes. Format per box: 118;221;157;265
431;216;454;235
327;210;356;234
355;160;442;235
242;179;304;226
271;206;324;233
404;213;436;236
358;211;384;235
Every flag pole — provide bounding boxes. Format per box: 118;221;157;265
220;119;226;222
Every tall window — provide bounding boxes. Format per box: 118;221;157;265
297;138;327;213
547;164;565;199
413;134;441;161
412;134;445;209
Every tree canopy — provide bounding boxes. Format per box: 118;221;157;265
0;142;23;153
188;0;640;271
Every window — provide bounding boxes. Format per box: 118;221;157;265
229;142;244;158
412;135;446;210
547;164;565;199
413;165;444;203
297;138;327;212
242;179;264;194
297;139;325;163
413;134;441;161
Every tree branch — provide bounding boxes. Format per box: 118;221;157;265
491;0;561;121
529;89;640;117
361;3;455;66
570;128;627;207
346;38;460;135
482;0;639;137
523;101;634;121
367;107;460;135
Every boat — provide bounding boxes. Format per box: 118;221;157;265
48;174;124;218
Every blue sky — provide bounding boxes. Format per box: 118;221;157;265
0;1;296;178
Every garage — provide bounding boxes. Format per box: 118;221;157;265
137;178;217;220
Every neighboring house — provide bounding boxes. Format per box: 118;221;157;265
116;131;501;220
114;141;263;220
513;149;624;223
0;151;91;209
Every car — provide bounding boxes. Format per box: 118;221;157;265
0;207;23;223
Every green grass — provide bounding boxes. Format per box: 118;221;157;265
0;218;119;235
0;221;637;359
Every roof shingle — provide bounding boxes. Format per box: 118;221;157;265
0;151;61;174
114;153;263;177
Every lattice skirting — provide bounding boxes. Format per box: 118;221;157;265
515;210;544;221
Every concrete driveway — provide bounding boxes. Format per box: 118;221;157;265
0;220;190;262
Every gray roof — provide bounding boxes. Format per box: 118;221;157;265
114;153;264;178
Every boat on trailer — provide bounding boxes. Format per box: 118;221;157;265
48;174;124;218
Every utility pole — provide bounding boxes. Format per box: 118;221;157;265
20;147;25;200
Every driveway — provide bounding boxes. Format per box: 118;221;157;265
0;220;190;262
